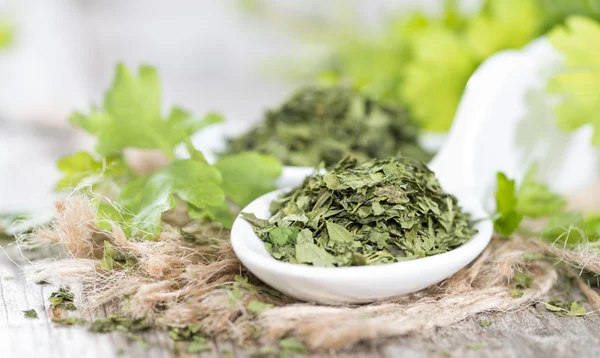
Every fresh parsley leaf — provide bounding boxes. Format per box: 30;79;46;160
56;151;130;190
168;108;223;139
0;22;13;48
538;0;600;32
70;64;222;157
401;24;478;132
542;211;600;245
548;16;600;145
516;164;566;217
494;173;523;237
494;167;566;237
315;0;545;132
213;152;282;208
23;309;38;319
465;0;541;60
188;201;234;229
112;159;225;237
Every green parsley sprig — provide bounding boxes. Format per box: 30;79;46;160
58;64;282;236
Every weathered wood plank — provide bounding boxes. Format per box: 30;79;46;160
3;246;600;358
380;305;600;358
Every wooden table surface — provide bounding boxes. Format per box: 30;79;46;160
2;249;599;358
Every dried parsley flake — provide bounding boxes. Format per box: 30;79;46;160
242;157;476;267
226;86;431;167
23;309;38;319
48;287;76;311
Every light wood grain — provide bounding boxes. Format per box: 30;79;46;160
2;246;599;358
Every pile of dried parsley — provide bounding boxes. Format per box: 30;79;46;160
243;157;476;267
225;86;431;167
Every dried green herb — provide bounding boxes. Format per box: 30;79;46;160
226;86;431;167
23;309;38;319
90;315;152;333
169;326;211;354
544;300;587;317
510;289;524;298
168;324;203;341
479;319;493;327
52;317;87;326
49;288;76;311
187;337;211;354
468;344;486;351
513;272;532;289
279;337;308;356
243;157;476;266
246;300;273;314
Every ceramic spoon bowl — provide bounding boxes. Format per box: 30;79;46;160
231;190;491;304
229;39;600;304
226;50;519;305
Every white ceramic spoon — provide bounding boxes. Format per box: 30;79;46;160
229;39;600;305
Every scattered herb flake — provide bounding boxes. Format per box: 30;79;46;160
23;309;38;319
49;288;77;311
479;319;493;327
246;300;274;314
90;315;152;333
52;317;87;326
468;344;486;351
511;289;524;298
513;272;532;289
544;300;587;317
187;336;211;354
279;337;308;356
168;325;203;341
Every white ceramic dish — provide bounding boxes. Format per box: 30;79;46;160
231;190;492;305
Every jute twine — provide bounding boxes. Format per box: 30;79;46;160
16;190;600;352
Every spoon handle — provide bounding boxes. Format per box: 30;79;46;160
428;51;529;205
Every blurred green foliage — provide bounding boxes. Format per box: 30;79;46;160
239;0;600;132
0;22;13;48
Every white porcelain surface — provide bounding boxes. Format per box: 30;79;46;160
231;190;492;304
